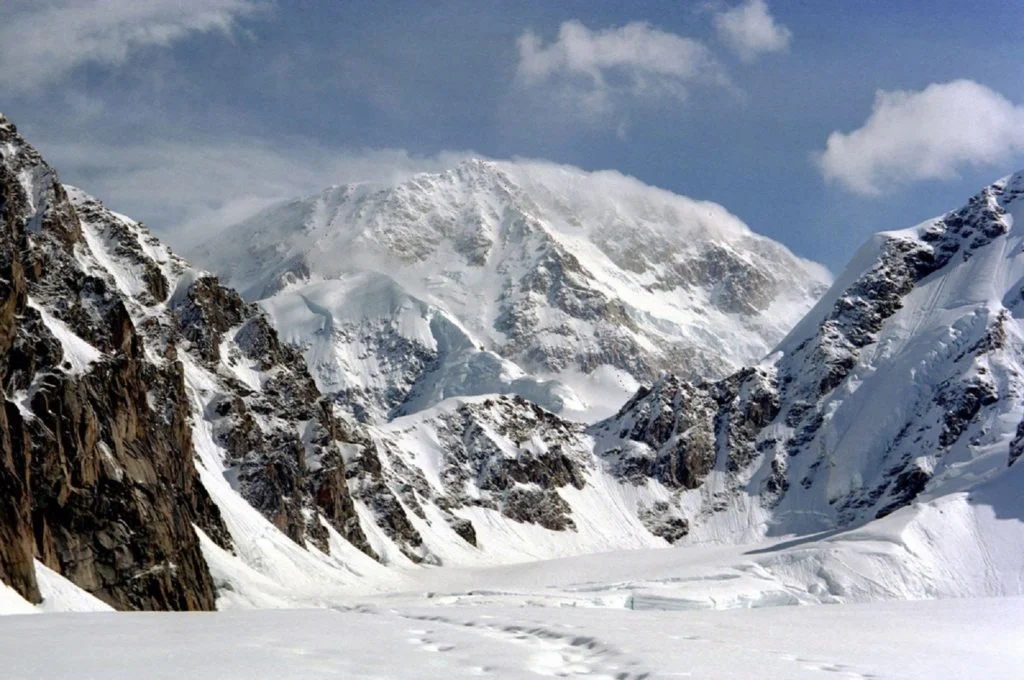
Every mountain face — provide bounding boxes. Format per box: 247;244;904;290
2;111;1021;614
591;170;1024;541
0;117;227;609
0;115;385;609
192;160;830;423
0;116;709;610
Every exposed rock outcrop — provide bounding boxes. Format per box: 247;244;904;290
0;116;227;609
0;114;377;608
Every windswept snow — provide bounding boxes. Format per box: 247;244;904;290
193;158;830;422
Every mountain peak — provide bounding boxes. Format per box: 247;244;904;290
596;167;1024;539
192;157;830;424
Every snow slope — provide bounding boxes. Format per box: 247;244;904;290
193;159;830;422
187;169;1024;607
592;171;1024;544
2;598;1021;678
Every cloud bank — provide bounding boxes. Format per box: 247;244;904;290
43;136;473;251
0;0;261;92
817;80;1024;195
515;20;728;121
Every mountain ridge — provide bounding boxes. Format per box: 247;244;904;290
192;157;831;423
592;169;1024;538
2;113;1022;615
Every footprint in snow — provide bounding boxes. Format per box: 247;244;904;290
422;642;456;653
793;657;875;679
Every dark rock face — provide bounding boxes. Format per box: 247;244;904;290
500;487;575;531
637;501;689;543
171;275;248;364
25;358;229;610
0;116;228;610
0;114;380;609
0;165;39;602
936;377;998;448
446;515;477;546
70;183;375;561
596;376;719;490
874;464;932;519
168;275;372;555
426;396;586;531
335;420;426;563
0;401;37;604
359;395;593;559
1009;419;1024;467
592;368;778;492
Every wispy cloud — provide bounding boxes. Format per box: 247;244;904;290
816;80;1024;195
41;135;473;251
0;0;262;92
713;0;791;62
514;20;729;123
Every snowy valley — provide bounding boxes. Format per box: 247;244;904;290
1;112;1023;678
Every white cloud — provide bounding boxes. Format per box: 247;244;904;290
0;0;262;92
713;0;791;62
816;80;1024;195
515;20;728;122
39;136;473;251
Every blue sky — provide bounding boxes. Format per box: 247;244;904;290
3;0;1024;272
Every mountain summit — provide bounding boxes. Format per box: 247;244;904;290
193;158;830;422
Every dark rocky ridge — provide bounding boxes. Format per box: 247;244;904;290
0;115;379;608
161;270;372;556
0;116;227;609
361;394;595;563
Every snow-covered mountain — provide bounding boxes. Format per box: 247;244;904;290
192;159;830;423
263;165;1024;588
591;170;1024;544
0;115;401;610
331;167;1024;602
2;112;1022;619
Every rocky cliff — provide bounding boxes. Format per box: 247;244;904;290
0;116;228;609
0;115;375;609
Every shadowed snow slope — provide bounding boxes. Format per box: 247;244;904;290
192;159;830;423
